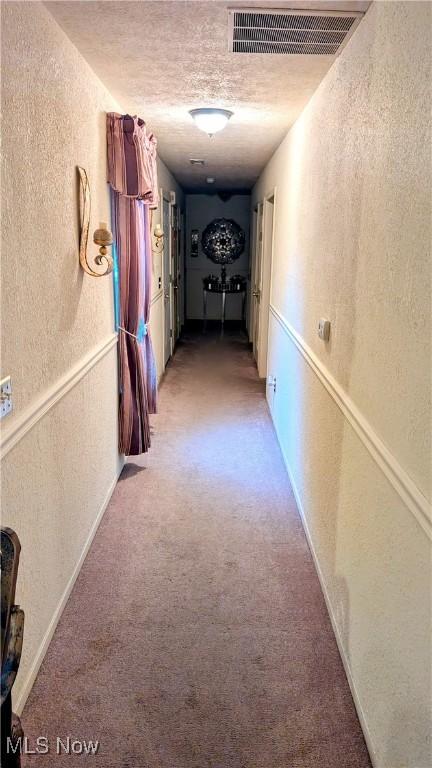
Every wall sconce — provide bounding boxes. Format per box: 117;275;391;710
77;166;113;277
153;222;164;252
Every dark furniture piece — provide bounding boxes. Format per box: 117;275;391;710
202;276;247;333
1;528;24;768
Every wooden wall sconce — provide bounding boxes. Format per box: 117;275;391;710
77;166;113;277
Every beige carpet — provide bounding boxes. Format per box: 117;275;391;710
22;326;371;767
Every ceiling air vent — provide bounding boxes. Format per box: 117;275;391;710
228;9;363;55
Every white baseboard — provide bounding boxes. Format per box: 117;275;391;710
14;463;123;715
271;414;378;768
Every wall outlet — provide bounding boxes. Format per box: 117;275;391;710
0;376;13;419
318;318;331;341
267;375;276;393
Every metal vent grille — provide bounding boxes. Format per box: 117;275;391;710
229;9;363;55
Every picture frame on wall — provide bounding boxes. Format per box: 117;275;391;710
191;229;199;257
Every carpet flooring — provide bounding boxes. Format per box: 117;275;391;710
22;327;371;768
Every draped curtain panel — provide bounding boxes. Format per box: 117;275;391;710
107;113;158;455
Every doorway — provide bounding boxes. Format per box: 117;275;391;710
251;192;275;378
162;193;172;366
171;203;181;344
251;202;263;365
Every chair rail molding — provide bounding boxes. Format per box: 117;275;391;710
269;304;432;541
1;333;118;459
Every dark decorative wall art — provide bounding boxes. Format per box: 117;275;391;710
191;229;199;257
201;218;245;265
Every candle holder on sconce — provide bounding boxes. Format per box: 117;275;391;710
153;222;164;253
77;166;113;277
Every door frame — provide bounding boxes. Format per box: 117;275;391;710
180;211;186;333
170;202;182;344
248;206;258;340
256;188;277;379
161;190;172;366
251;201;264;362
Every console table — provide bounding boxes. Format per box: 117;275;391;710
203;280;247;333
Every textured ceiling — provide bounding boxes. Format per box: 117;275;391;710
46;0;370;191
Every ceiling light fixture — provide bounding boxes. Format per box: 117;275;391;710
189;108;233;137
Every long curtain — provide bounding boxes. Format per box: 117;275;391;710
107;113;158;455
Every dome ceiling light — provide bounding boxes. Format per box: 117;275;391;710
189;108;233;137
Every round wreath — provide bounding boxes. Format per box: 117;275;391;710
201;218;245;265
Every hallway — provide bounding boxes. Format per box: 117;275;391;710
2;3;430;765
22;329;370;768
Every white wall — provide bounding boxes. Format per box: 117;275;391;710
185;194;250;320
0;2;125;710
0;0;183;712
253;3;431;767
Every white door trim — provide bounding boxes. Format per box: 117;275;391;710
249;206;258;341
256;188;276;378
252;202;263;361
161;190;172;367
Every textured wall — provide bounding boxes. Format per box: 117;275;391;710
1;2;123;707
185;194;250;320
253;2;431;767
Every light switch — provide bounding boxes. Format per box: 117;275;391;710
0;376;12;419
318;319;331;341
